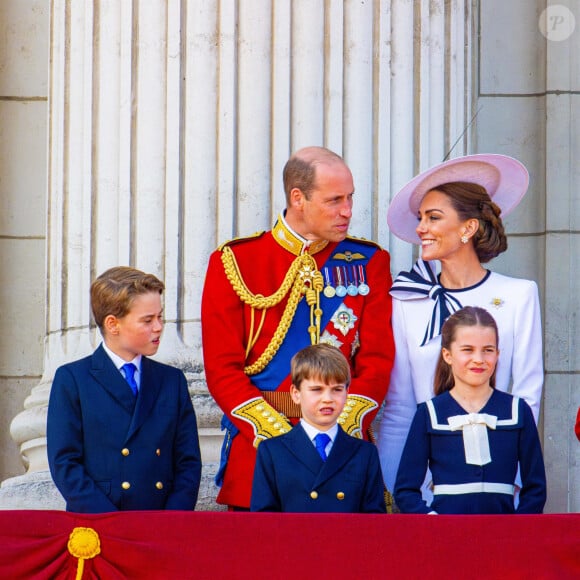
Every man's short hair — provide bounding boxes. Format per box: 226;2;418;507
90;266;164;329
291;343;351;389
282;146;345;203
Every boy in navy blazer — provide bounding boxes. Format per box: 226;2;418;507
47;266;202;513
250;344;386;513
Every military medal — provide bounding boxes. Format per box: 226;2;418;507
346;265;358;296
357;265;370;295
323;268;336;298
335;266;347;297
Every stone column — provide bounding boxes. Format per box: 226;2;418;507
540;2;580;513
0;0;222;510
476;0;580;512
0;0;476;510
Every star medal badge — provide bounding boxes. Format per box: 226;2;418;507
331;305;358;336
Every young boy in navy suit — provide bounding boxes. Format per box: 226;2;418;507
47;266;202;513
250;344;386;513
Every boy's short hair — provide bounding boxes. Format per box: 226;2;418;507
90;266;165;330
291;344;351;389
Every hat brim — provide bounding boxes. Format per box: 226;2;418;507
387;154;529;244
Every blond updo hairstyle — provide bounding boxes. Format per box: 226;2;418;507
430;181;508;263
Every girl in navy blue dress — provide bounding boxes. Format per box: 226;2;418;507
395;306;546;514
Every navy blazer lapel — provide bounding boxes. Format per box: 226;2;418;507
313;427;359;487
283;423;325;475
126;357;163;439
89;345;136;414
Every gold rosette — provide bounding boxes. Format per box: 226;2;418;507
68;527;101;580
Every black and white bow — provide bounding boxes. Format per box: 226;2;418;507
390;260;463;346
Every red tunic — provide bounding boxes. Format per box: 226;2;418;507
575;407;580;442
201;217;395;507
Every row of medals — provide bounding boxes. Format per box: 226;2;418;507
322;266;370;298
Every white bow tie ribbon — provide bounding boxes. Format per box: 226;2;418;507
448;413;498;466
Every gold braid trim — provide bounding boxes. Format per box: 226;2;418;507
337;394;378;439
232;398;293;447
384;487;396;514
221;246;323;375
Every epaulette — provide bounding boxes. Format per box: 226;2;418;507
218;231;266;251
345;234;383;250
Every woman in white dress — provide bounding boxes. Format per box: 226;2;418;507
377;154;543;496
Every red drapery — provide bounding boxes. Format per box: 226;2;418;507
0;511;578;579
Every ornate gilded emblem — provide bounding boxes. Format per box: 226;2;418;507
331;305;358;336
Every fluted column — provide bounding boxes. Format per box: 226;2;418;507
541;2;580;513
1;0;475;510
1;0;221;510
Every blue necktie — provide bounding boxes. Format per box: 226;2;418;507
122;363;138;396
314;433;331;462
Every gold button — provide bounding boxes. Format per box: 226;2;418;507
337;418;345;424
256;404;264;412
156;449;161;456
121;448;130;456
156;482;163;490
310;491;318;500
337;492;345;500
122;482;131;490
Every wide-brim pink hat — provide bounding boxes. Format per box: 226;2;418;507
387;154;529;244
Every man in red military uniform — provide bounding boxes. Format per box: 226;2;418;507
201;146;395;509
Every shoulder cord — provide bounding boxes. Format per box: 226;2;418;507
220;245;324;375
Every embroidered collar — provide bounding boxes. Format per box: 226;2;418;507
272;213;329;256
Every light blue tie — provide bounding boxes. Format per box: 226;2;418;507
314;433;331;462
122;363;138;396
